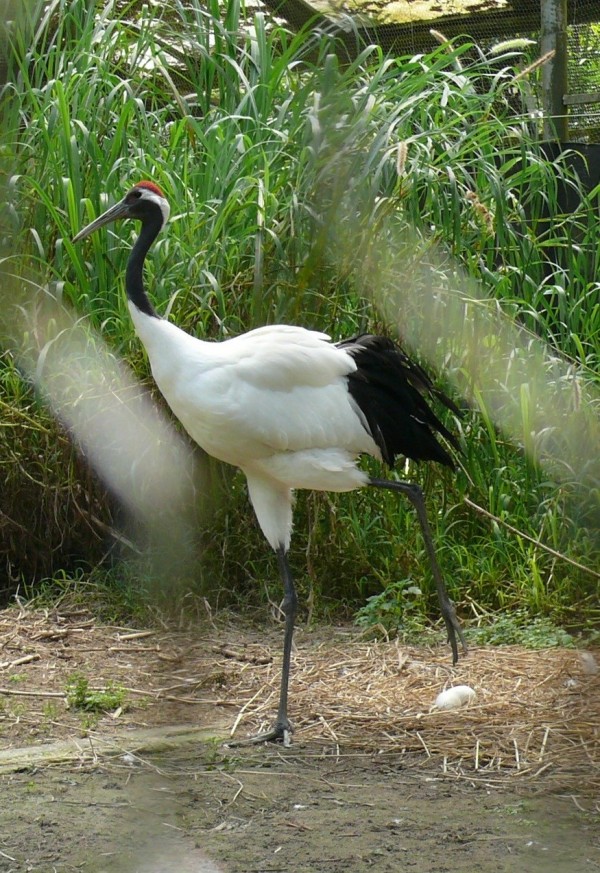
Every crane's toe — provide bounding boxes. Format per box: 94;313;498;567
226;719;293;748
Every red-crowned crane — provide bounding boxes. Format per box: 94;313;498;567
73;181;467;746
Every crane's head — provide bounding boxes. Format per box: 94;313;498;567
73;181;170;243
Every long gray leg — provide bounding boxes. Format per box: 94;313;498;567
228;545;297;746
369;477;467;664
272;545;297;742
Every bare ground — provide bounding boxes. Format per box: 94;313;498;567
0;604;598;872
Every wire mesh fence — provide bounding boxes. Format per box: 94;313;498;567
256;0;600;141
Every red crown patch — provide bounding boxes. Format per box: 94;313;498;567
135;180;165;198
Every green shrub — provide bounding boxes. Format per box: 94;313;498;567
0;0;597;631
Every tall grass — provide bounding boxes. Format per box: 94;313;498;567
1;0;598;629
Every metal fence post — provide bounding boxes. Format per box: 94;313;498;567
540;0;569;141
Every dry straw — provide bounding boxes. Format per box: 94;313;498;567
227;633;599;794
0;606;597;796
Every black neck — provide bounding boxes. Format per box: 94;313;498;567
125;211;163;318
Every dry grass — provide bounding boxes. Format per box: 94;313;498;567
0;604;598;796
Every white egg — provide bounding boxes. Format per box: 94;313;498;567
434;685;476;710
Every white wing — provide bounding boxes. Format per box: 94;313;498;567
219;324;355;389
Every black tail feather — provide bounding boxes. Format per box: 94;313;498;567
337;334;459;469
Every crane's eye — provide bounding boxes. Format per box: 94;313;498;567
131;190;142;199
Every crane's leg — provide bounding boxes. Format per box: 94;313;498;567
228;545;297;747
369;478;467;664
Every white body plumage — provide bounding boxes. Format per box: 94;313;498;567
131;306;375;549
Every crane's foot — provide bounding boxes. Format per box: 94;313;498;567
226;719;293;748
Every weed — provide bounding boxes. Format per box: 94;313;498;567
467;611;575;648
42;700;61;722
78;711;100;732
503;801;528;816
65;673;126;713
355;579;427;637
203;736;239;772
500;801;535;825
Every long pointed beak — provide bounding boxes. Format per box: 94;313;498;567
72;198;131;243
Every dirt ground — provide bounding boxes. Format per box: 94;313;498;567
0;604;598;872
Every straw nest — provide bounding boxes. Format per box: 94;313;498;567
225;632;599;792
0;605;598;795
